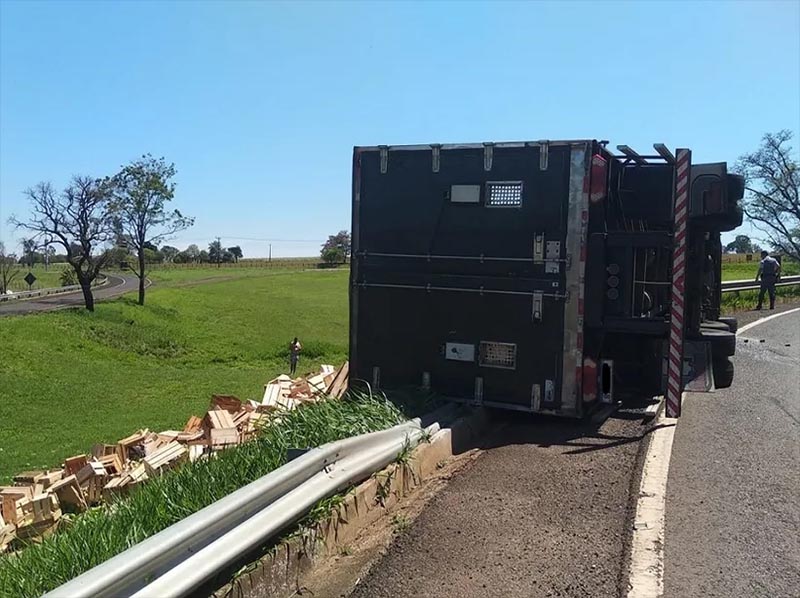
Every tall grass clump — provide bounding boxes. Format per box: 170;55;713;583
721;284;800;313
0;393;405;598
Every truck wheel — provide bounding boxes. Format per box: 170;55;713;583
713;357;734;389
696;328;737;358
718;316;738;334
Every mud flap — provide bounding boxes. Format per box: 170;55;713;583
682;340;714;392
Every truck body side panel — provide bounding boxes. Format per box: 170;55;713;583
351;142;587;414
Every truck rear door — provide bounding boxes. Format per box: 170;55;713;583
351;141;591;416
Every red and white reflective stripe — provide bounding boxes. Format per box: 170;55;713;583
575;203;589;404
666;149;691;418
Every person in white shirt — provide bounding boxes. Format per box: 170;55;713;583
755;250;781;310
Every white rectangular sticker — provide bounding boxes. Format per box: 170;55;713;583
451;185;481;203
445;342;476;362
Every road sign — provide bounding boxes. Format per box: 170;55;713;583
24;272;37;288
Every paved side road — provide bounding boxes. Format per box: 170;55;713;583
0;274;139;316
664;308;800;598
349;411;649;598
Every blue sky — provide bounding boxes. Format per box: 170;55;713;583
1;0;798;258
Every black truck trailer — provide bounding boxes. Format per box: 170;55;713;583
349;140;743;417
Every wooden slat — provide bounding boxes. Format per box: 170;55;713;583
261;383;282;408
210;395;243;413
64;455;88;477
48;475;87;512
183;415;203;433
209;428;239;449
205;409;235;429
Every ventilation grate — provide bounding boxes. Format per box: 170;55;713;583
486;182;523;207
479;341;517;369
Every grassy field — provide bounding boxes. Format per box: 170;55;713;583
4;264;68;291
720;259;800;281
0;267;349;481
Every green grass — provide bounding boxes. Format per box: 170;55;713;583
720;260;800;312
4;264;70;291
0;267;350;482
0;393;406;598
721;285;800;313
721;259;800;281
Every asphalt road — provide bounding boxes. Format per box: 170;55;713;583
0;274;139;316
664;307;800;597
349;409;650;598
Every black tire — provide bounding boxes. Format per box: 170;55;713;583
713;357;734;389
718;316;738;334
696;328;737;357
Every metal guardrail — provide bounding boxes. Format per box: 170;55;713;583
721;275;800;292
0;276;109;302
45;418;438;598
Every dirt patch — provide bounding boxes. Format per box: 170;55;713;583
298;450;482;598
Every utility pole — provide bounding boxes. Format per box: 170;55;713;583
269;244;272;263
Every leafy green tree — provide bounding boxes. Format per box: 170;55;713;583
184;244;200;262
22;238;37;268
321;230;351;263
228;245;243;263
198;249;210;263
736;130;800;260
111;155;194;305
724;234;761;254
161;245;179;262
322;246;345;265
59;267;78;287
208;239;224;266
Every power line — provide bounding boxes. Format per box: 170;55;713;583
178;236;324;244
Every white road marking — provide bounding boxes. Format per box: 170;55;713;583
627;307;800;597
737;307;800;335
627;405;677;598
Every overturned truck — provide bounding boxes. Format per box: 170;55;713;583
349;140;742;417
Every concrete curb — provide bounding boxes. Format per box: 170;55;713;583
210;407;490;598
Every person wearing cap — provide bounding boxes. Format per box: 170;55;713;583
755;250;781;310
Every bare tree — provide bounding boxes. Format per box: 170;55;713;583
111;155;193;305
10;178;115;311
736;130;800;260
0;241;20;294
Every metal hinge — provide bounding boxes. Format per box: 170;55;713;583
531;383;542;411
431;144;441;173
483;143;494;171
532;292;543;322
379;146;388;174
474;377;484;404
533;233;544;262
538;140;549;171
545;240;561;274
372;366;381;390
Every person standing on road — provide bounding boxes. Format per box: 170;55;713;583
755;250;781;310
289;337;302;376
